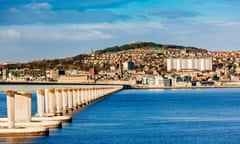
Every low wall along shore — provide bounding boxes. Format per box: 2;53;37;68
0;85;123;137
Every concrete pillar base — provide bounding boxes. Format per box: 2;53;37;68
73;106;78;110
8;122;14;129
35;113;45;117
68;107;74;111
62;110;68;115
0;127;49;136
45;113;55;117
56;112;63;116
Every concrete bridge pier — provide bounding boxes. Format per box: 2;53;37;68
77;88;81;108
93;88;96;102
94;88;97;100
88;88;93;104
87;88;91;104
37;90;45;117
48;89;56;116
101;88;105;96
80;88;86;106
62;89;69;114
44;89;50;115
1;90;51;136
55;89;63;116
100;88;104;98
89;88;93;103
83;88;88;105
6;90;15;129
72;89;78;110
14;91;32;123
67;89;73;112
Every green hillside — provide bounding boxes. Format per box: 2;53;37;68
96;42;207;53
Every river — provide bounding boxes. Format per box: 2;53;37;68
0;88;240;143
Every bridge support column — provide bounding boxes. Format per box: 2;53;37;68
80;88;85;106
67;89;73;111
55;89;63;116
94;88;98;100
37;89;45;117
6;90;15;129
49;89;56;116
72;89;78;109
44;89;50;115
62;88;68;114
77;89;81;107
14;91;32;122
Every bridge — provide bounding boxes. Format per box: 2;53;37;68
0;85;123;136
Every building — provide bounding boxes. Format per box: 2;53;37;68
2;69;7;80
123;61;135;71
143;75;171;87
167;57;212;72
58;75;89;83
89;66;97;79
46;70;59;81
110;65;116;72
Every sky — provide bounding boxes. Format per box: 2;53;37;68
0;0;240;62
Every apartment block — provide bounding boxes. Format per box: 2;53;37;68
167;57;212;72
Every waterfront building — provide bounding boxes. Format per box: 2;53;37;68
89;66;97;79
46;70;59;80
58;75;90;83
2;69;7;80
154;75;171;87
143;75;171;87
143;77;148;85
147;77;155;85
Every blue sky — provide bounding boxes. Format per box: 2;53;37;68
0;0;240;62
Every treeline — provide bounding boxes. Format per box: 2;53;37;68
96;42;207;53
96;42;163;53
0;54;89;70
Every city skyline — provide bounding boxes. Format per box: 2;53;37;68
0;0;240;62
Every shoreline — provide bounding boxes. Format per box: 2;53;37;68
131;85;240;89
0;81;240;90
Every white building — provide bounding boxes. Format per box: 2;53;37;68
167;57;212;72
46;70;59;80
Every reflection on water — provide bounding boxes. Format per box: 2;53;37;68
0;136;44;144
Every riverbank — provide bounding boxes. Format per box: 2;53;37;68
132;85;240;89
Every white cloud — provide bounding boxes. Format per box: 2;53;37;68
0;25;113;41
71;22;164;30
0;29;20;39
217;21;240;27
0;22;164;41
24;3;52;10
0;20;239;62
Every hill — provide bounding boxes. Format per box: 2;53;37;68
0;41;208;71
96;42;207;54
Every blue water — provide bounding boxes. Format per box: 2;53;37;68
1;88;240;144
